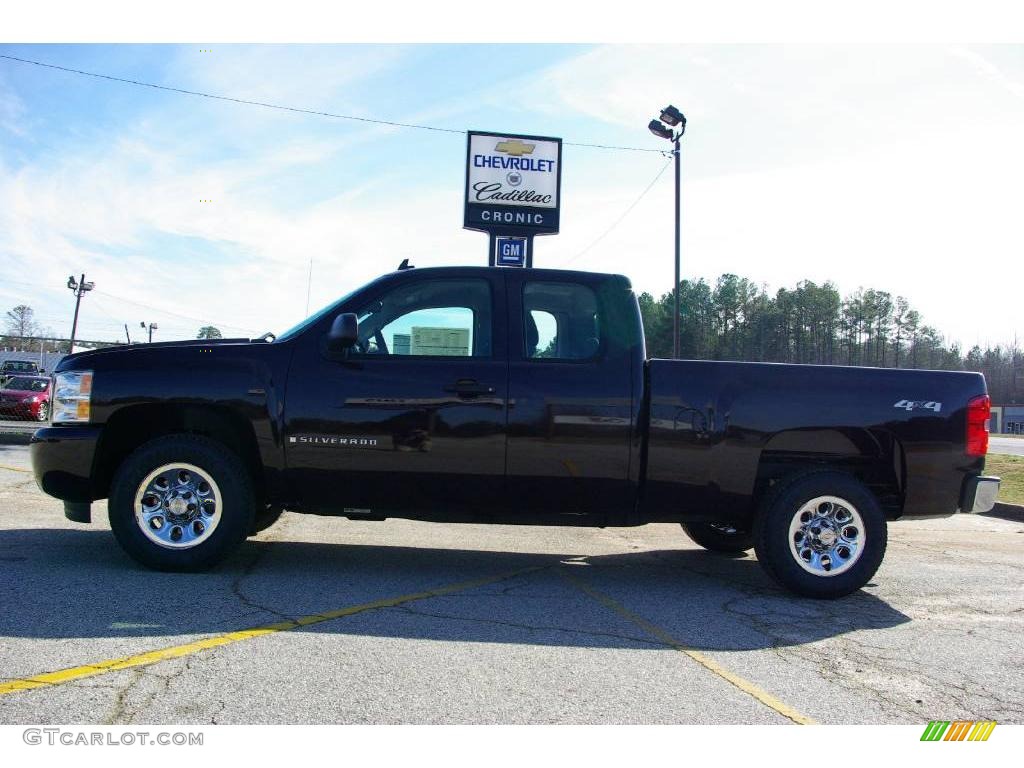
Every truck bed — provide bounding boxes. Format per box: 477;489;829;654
641;359;987;523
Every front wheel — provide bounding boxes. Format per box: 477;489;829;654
108;434;255;571
681;522;754;553
753;471;887;599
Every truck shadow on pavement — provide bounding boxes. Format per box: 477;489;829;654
0;527;910;653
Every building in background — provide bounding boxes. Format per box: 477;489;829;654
999;403;1024;434
411;327;469;356
991;405;1002;434
392;334;410;355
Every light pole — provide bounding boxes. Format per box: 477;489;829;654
140;321;158;343
648;105;686;359
66;274;95;352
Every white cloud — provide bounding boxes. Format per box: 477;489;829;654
2;44;1022;351
165;44;409;115
507;45;1024;347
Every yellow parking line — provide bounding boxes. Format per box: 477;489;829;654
560;569;816;725
0;565;543;697
0;464;30;474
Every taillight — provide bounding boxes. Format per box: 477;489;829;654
966;395;991;457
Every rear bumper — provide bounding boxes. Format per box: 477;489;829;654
960;475;1000;514
30;425;102;504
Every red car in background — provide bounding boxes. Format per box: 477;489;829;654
0;376;51;422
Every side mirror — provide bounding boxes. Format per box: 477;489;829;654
327;313;359;355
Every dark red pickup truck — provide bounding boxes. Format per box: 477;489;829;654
31;266;999;598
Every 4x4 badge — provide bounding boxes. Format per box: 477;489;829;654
893;399;942;413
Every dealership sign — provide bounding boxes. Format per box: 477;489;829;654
464;131;562;238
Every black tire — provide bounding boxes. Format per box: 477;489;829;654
753;470;887;599
108;434;255;571
681;522;754;553
36;401;49;422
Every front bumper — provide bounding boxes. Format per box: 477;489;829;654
960;474;1000;514
0;401;42;420
30;425;102;505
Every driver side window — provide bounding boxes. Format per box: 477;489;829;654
355;279;492;357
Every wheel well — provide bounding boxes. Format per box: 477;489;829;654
92;404;263;502
755;428;905;518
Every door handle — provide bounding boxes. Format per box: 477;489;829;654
444;379;496;398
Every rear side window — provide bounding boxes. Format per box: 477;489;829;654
523;282;601;360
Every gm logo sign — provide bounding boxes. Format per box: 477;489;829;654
495;236;527;267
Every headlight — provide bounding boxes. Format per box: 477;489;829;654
53;371;93;423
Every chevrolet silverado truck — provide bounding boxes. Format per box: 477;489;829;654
31;266;1000;598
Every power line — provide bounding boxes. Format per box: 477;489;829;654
0;54;463;136
0;53;664;155
92;290;258;334
86;299;229;336
1;280;256;335
561;155;674;267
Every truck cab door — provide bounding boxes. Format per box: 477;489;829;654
504;273;638;521
283;273;508;515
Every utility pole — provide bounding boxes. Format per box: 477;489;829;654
673;133;681;360
647;105;687;358
140;321;158;343
66;274;95;352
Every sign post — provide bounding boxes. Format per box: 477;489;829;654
464;130;562;267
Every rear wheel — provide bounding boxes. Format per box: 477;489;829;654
109;434;255;571
754;470;887;599
681;522;754;553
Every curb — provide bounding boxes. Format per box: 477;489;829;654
0;431;33;446
983;502;1024;524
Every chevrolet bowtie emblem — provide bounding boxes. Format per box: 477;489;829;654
495;139;536;157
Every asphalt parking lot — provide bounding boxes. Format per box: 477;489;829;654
1;441;1022;725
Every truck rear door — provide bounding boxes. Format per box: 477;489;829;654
503;272;637;520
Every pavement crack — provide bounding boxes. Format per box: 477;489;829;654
209;698;227;724
389;604;665;648
103;668;146;725
228;544;291;622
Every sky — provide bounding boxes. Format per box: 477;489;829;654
0;43;1022;348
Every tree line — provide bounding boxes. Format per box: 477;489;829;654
638;274;1023;404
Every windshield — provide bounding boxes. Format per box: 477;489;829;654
4;377;48;392
274;287;360;343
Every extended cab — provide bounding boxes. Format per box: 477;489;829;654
31;267;1000;598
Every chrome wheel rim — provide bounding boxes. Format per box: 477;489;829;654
788;495;864;577
133;463;221;549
